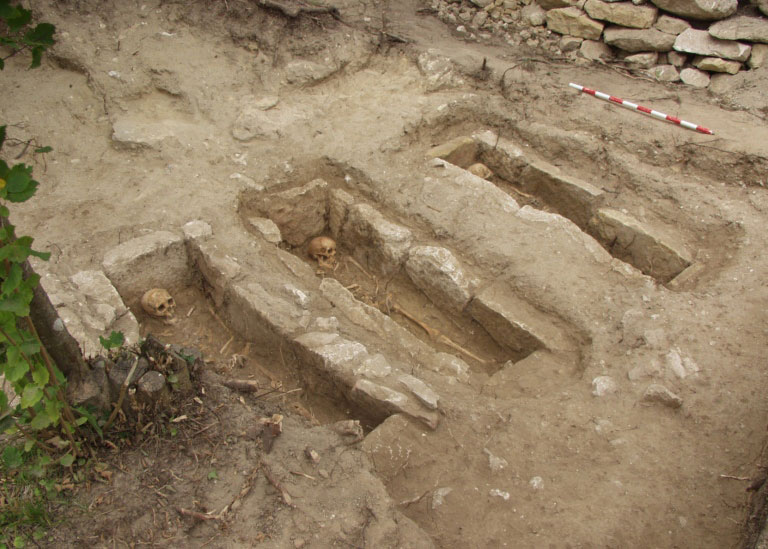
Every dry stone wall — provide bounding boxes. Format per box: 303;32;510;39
432;0;767;89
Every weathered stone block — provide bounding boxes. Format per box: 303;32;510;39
102;231;189;305
405;246;473;311
693;56;741;74
579;39;614;60
426;136;477;168
603;26;677;52
261;179;328;247
709;16;768;44
680;67;711;87
328;188;356;238
136;370;170;409
588;208;692;282
584;0;658;29
654;14;690;34
468;281;576;356
398;374;440;410
351;379;440;429
519;162;603;229
546;7;605;40
342;204;412;276
624;51;659;68
247;217;282;244
673;29;751;62
649;64;681;81
748;44;768;69
649;0;736;21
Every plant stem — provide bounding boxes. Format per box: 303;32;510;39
24;317;80;453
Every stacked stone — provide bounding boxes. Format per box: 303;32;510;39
543;0;768;88
431;0;767;90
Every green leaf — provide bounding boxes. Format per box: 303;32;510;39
207;469;219;480
14;534;27;548
24;439;34;452
29;46;43;69
0;294;30;316
6;6;31;33
99;330;124;350
7;179;37;203
29;412;51;430
4;346;30;382
1;263;22;295
31;365;48;386
0;389;7;411
34;146;52;154
5;164;32;193
23;23;55;47
28;248;50;261
75;416;87;426
20;386;42;408
0;0;19;19
2;445;22;469
59;453;74;467
0;205;8;217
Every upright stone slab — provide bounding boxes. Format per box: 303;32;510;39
588;208;692;282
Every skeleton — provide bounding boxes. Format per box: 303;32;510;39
468;163;494;180
307;236;337;270
141;288;177;323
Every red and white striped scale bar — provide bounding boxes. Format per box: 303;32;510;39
569;83;714;135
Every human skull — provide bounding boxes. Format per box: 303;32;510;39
468;163;494;180
141;288;176;320
307;236;337;268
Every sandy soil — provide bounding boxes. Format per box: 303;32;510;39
4;0;768;547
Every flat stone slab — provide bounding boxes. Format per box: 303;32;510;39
342;203;413;276
588;208;692;282
405;246;474;311
674;28;751;62
546;7;605;40
351;379;440;429
520;161;603;229
468;280;577;356
680;67;710;88
649;0;736;21
693;56;741;74
708;16;768;44
654;14;690;35
584;0;658;29
426;136;477;168
102;231;189;305
261;179;328;247
603;26;677;52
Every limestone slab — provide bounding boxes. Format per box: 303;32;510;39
546;7;605;40
584;0;658;29
708;15;768;44
673;28;751;62
649;0;736;21
405;246;473;311
588;208;692;282
693;56;741;73
603;26;677;52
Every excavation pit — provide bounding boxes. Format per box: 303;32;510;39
427;131;700;284
238;173;580;377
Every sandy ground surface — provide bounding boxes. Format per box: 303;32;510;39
4;0;768;547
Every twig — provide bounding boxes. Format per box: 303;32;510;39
219;336;234;355
345;256;375;281
720;474;750;481
262;462;295;506
264;387;302;400
290;471;316;480
177;508;220;521
103;358;139;431
221;379;261;393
